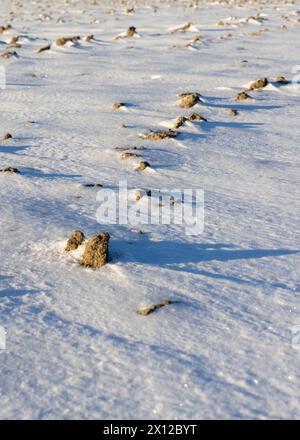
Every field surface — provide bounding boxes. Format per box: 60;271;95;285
0;0;300;420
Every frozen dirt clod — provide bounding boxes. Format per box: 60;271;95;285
82;183;103;188
188;113;207;122
136;161;151;172
179;93;201;109
227;108;239;116
83;35;94;42
0;167;20;173
126;26;137;37
173;116;187;129
2;132;12;140
65;230;85;252
0;50;18;59
55;36;80;46
249;77;269;90
275;76;289;84
171;22;193;33
138;300;173;316
140;129;178;140
81;232;110;268
236;91;252;101
112;102;126;110
121;152;142;160
36;44;51;54
116;146;145;151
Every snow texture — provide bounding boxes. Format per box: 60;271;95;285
0;0;300;420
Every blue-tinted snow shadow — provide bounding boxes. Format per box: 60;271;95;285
0;287;38;299
0;145;31;155
112;239;299;268
22;167;82;180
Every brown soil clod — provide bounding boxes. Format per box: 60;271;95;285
65;230;85;252
126;26;137;37
83;35;94;42
55;36;80;46
121;152;142;159
83;182;103;188
171;22;193;33
275;76;289;84
235;91;252;101
173;116;187;129
0;24;12;34
3;132;12;140
188;113;207;122
81;232;110;268
138;300;173;316
140;129;178;140
116;146;145;151
0;50;18;59
227;108;239;116
136;161;151;171
0;167;20;173
113;102;126;110
135;190;143;201
179;93;201;108
37;44;51;54
249;77;269;90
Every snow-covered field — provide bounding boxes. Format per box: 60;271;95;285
0;0;300;420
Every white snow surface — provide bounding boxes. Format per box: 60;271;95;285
0;0;300;420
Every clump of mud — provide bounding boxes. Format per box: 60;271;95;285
55;36;80;46
81;232;110;268
171;22;193;33
140;129;178;140
136;161;151;171
0;50;18;59
249;77;269;90
275;76;289;84
83;35;94;42
188;113;207;122
2;132;12;140
126;26;137;37
138;300;173;316
173;116;187;129
236;91;252;101
121;152;142;159
179;93;201;108
0;167;20;173
116;146;145;151
37;44;51;54
0;24;12;34
227;109;239;116
112;102;126;110
82;183;103;188
65;230;85;252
